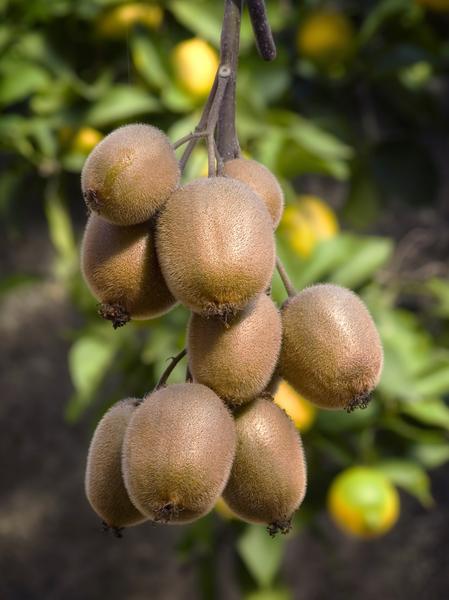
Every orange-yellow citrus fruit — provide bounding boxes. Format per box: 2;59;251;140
97;3;163;38
172;38;219;98
274;381;316;432
72;127;104;154
280;196;338;257
297;11;354;64
327;467;400;538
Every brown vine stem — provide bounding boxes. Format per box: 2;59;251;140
155;348;187;390
247;0;277;61
276;256;296;298
216;0;242;161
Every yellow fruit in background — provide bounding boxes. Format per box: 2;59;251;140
274;380;316;432
418;0;449;10
172;38;219;98
97;3;163;38
328;467;400;538
280;196;339;258
71;127;104;154
215;497;236;520
297;11;354;64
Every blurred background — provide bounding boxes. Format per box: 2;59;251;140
1;0;449;598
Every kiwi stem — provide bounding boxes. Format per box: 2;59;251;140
276;256;296;298
155;348;187;389
247;0;277;61
175;67;230;176
179;75;219;173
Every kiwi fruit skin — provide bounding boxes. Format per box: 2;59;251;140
187;293;282;406
223;397;307;533
81;214;176;324
85;398;146;529
81;123;180;225
156;177;275;318
122;383;236;524
279;283;383;411
223;158;284;228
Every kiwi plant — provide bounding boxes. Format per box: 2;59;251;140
81;0;384;538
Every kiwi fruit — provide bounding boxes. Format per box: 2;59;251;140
85;398;146;533
187;293;282;405
81;123;180;225
223;397;307;535
279;283;383;411
156;177;275;318
81;213;176;327
223;158;284;228
122;383;236;524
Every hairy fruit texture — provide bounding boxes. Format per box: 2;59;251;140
156;177;275;317
223;398;307;534
81;123;180;225
122;383;236;524
223;158;284;228
188;293;282;405
81;214;176;326
279;283;383;411
85;399;146;530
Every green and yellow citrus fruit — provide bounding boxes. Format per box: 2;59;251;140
172;38;219;98
280;195;339;257
274;380;316;432
327;467;400;538
297;11;354;65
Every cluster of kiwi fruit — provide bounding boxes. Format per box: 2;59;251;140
81;121;383;538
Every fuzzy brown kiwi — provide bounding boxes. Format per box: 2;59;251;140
81;123;180;225
85;398;147;533
187;293;282;406
223;397;307;535
122;383;236;524
223;158;284;228
81;214;176;327
279;283;383;411
156;177;275;318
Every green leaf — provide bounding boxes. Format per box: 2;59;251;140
131;32;169;90
85;85;160;127
245;589;292;600
426;278;449;318
0;58;50;106
0;274;41;296
169;0;222;46
67;330;118;421
414;365;449;398
44;181;77;278
277;234;356;291
237;524;286;589
316;400;378;433
411;440;449;469
359;0;413;45
377;459;433;507
329;237;393;288
402;398;449;430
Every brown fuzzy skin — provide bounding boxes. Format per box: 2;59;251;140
85;399;146;529
279;283;384;411
122;383;236;524
155;177;275;317
223;398;307;534
81;214;176;323
223;158;284;228
81;123;180;225
187;293;282;406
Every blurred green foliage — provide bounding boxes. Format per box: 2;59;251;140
1;0;449;598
